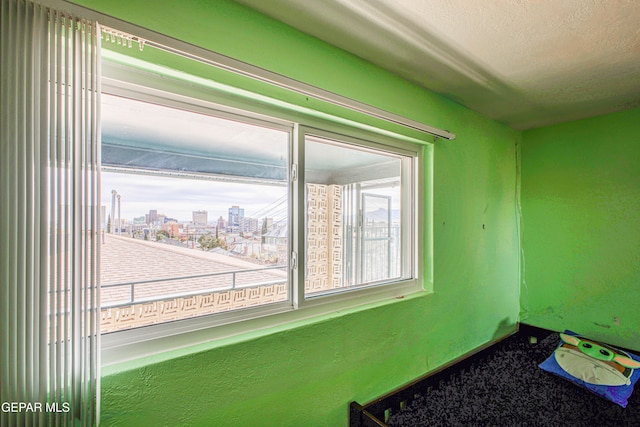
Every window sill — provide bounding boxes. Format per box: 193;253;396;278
101;284;430;375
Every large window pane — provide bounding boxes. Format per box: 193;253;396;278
100;95;290;332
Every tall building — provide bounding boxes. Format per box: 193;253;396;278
145;209;158;225
239;217;259;234
216;216;226;231
193;210;208;225
227;205;244;233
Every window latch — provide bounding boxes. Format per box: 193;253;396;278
291;163;298;182
290;251;297;270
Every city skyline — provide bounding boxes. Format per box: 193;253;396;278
101;171;288;223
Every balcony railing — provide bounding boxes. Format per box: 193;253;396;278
101;264;287;308
100;265;288;333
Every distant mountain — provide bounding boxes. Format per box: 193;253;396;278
364;208;401;223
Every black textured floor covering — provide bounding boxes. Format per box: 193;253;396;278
388;332;640;426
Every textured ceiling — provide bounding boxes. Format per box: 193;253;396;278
236;0;640;129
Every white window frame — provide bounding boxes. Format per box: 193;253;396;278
100;58;426;366
293;126;420;308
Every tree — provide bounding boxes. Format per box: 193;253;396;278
197;234;220;251
156;230;169;241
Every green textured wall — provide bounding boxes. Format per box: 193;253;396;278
521;108;640;351
69;1;520;425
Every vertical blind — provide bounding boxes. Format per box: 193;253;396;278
1;0;101;425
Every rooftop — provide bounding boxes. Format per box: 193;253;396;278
100;234;288;332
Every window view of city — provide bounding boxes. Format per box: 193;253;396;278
100;172;291;332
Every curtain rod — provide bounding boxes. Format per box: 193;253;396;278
59;0;456;141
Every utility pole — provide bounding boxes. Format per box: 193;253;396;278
117;194;122;236
110;190;117;234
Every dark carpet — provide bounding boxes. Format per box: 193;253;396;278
388;332;640;427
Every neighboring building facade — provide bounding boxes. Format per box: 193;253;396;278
192;210;208;226
227;205;244;233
